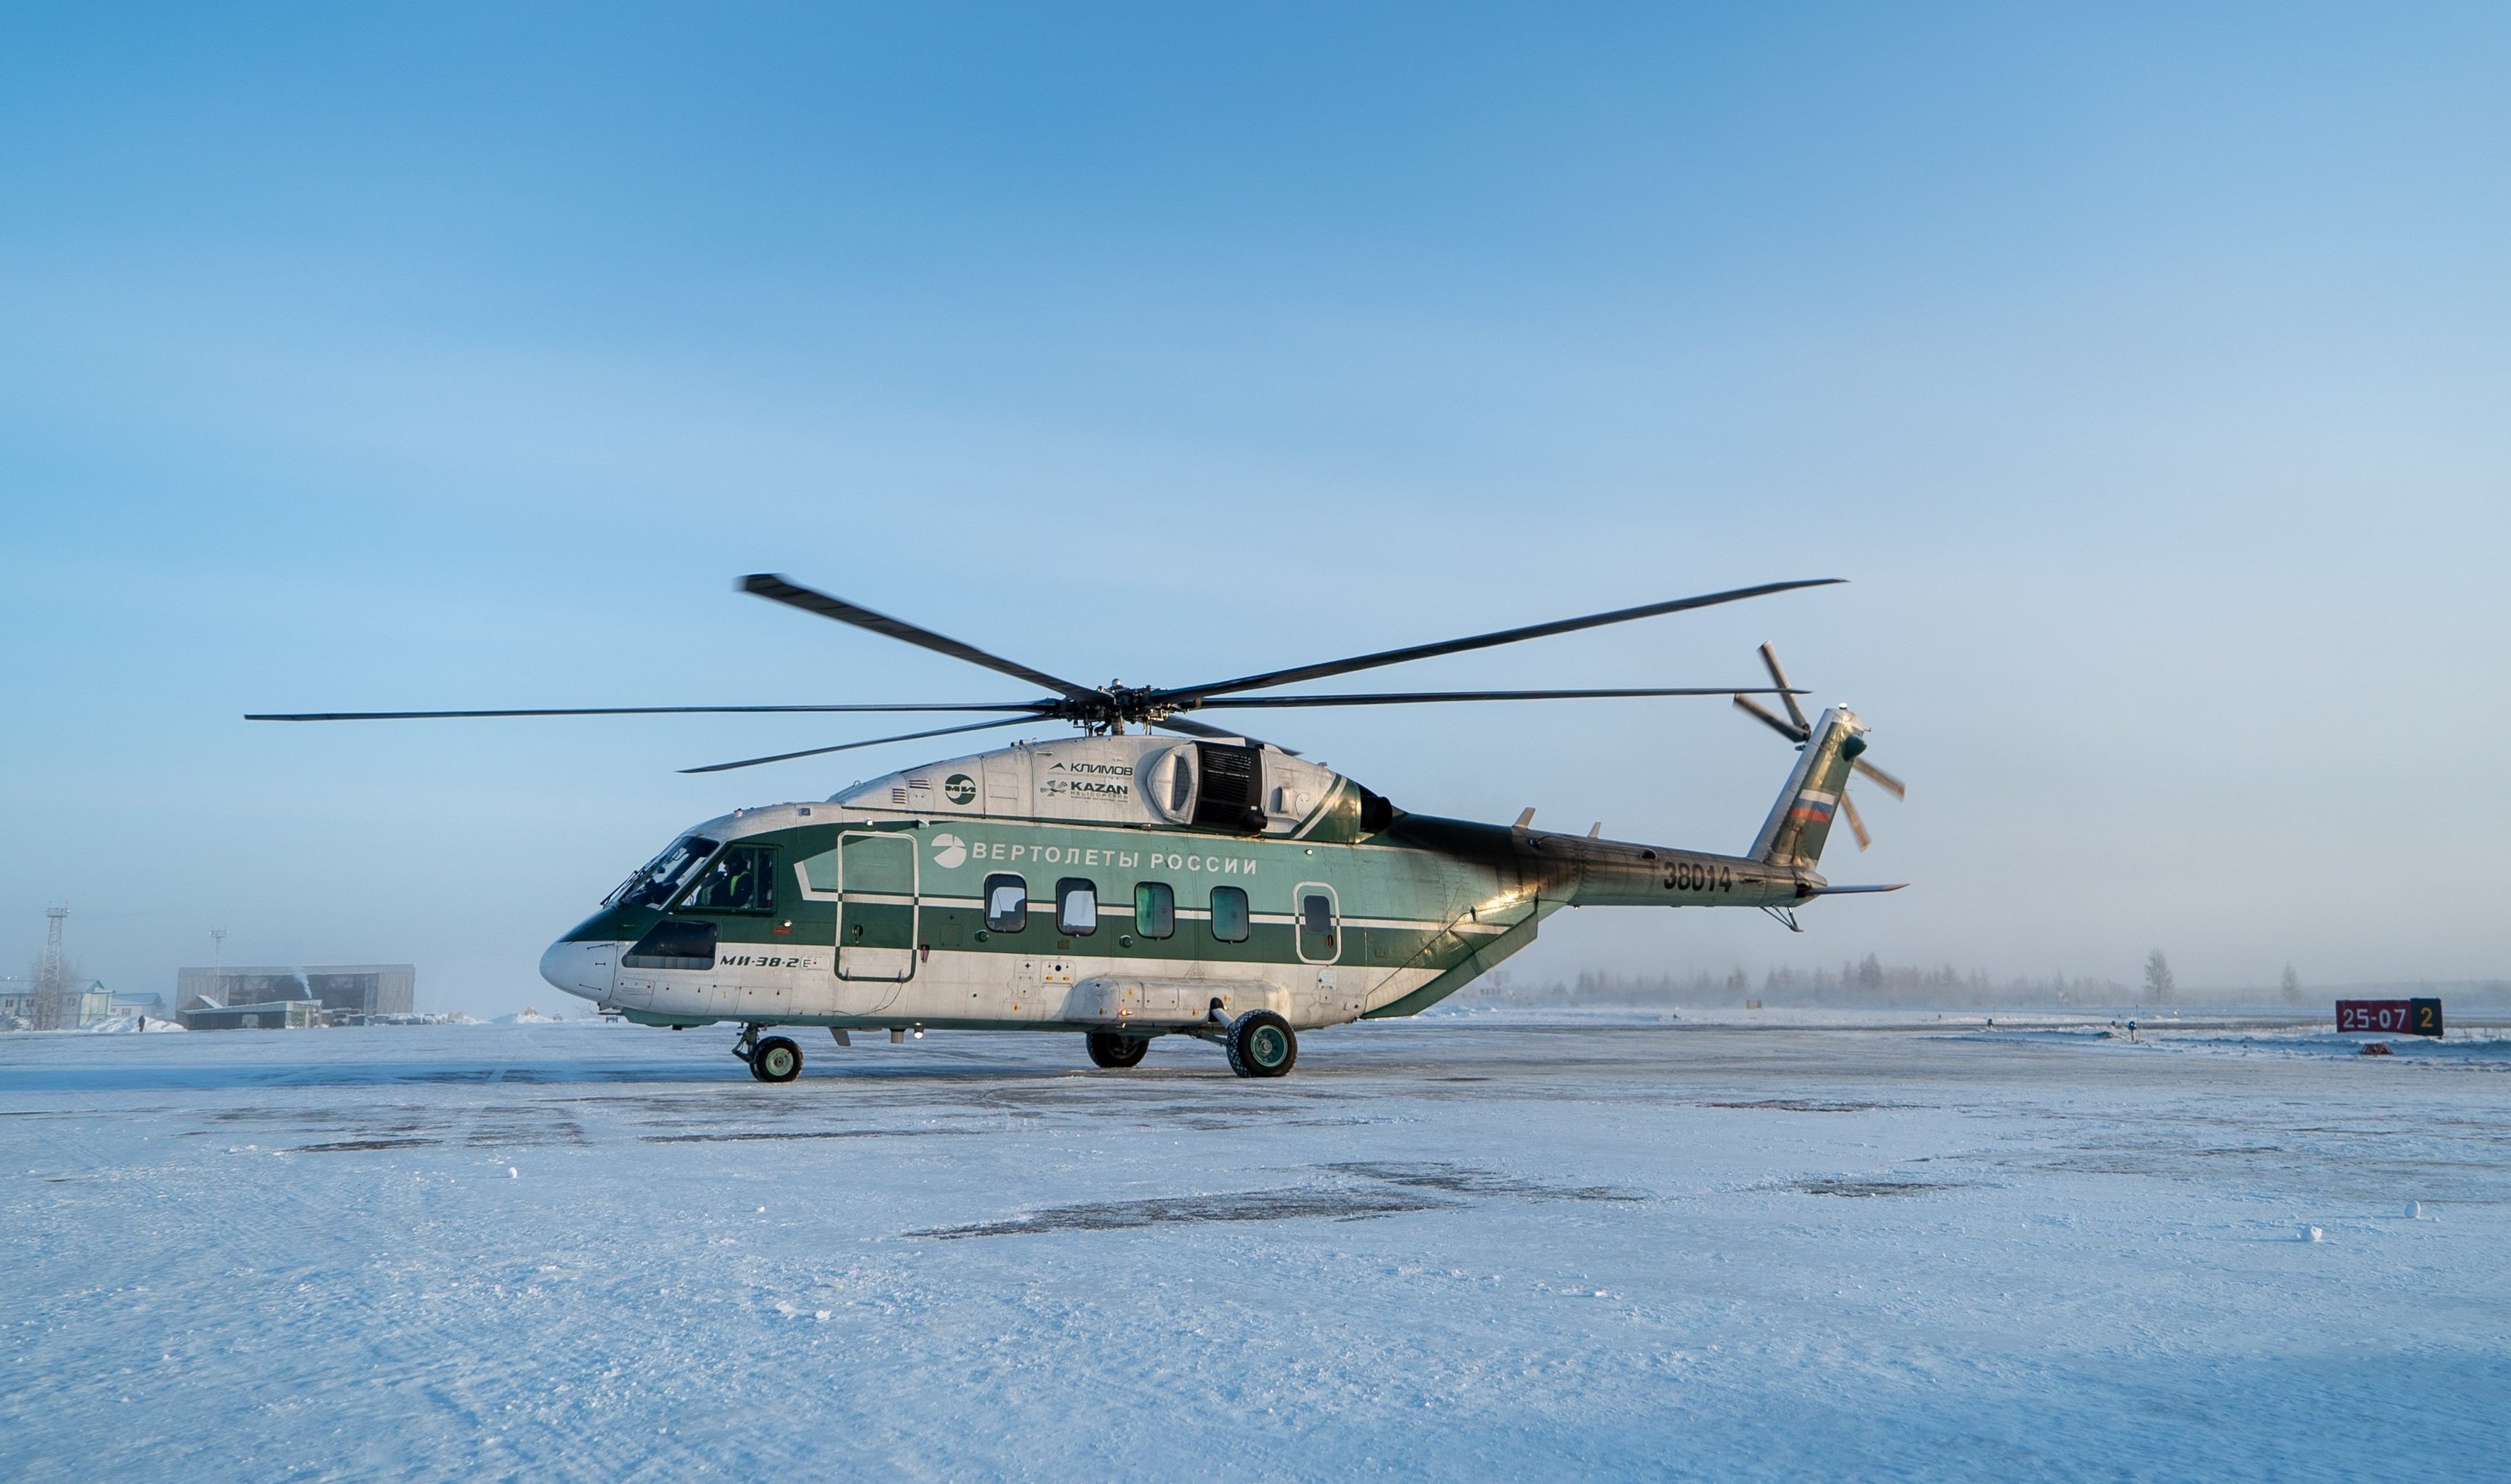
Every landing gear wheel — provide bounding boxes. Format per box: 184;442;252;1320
1225;1011;1297;1078
751;1035;803;1083
1085;1031;1150;1069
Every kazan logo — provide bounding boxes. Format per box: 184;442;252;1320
944;774;977;806
929;832;968;869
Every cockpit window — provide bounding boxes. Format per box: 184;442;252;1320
607;835;720;909
679;845;775;914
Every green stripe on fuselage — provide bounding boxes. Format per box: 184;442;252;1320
564;808;1809;1015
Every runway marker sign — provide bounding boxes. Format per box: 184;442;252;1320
2336;999;2443;1038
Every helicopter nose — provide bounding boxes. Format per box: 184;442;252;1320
539;940;616;1003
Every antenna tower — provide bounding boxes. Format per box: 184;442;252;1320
209;928;227;1006
33;907;67;1031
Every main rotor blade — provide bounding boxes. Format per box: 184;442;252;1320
1150;578;1844;704
1851;756;1907;800
1840;789;1872;851
741;574;1099;702
1732;694;1810;743
246;702;1052;722
1145;715;1244;738
1146;715;1300;755
1757;642;1810;734
679;715;1044;774
1190;686;1802;709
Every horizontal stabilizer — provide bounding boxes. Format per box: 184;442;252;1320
1800;883;1907;896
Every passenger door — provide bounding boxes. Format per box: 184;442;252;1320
836;832;918;983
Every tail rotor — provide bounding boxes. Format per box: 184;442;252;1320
1734;644;1903;850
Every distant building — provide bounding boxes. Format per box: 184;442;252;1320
174;965;415;1021
182;999;325;1030
303;965;416;1017
177;966;307;1007
3;979;113;1029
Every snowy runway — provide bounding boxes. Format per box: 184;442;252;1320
6;1015;2507;1481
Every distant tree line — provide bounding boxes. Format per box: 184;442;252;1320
1472;956;2131;1008
1469;960;2511;1009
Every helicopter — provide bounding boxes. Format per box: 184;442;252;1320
250;574;1903;1080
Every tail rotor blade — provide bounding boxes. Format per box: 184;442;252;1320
1732;694;1809;743
1841;789;1872;851
1758;643;1810;734
1851;756;1907;800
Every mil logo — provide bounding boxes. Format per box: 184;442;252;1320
944;774;977;805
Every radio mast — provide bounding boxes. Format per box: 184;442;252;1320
33;907;66;1031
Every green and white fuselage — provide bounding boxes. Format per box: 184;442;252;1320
540;712;1875;1042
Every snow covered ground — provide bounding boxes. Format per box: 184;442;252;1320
4;1014;2506;1482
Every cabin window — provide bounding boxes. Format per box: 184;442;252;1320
1209;885;1250;943
983;874;1029;933
1134;882;1175;939
1057;879;1098;936
608;835;719;909
1302;893;1331;935
679;845;775;914
622;919;718;970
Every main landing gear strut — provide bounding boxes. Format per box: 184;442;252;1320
734;1023;802;1083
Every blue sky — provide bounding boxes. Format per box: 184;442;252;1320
4;4;2505;1013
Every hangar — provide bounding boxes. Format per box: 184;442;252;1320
174;964;415;1028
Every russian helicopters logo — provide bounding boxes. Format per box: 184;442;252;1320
944;774;976;805
930;833;968;869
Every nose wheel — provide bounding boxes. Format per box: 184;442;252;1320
734;1024;803;1082
752;1037;802;1082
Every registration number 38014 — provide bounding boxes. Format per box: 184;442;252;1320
1664;861;1734;892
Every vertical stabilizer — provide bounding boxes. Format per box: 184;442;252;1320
1750;707;1869;869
